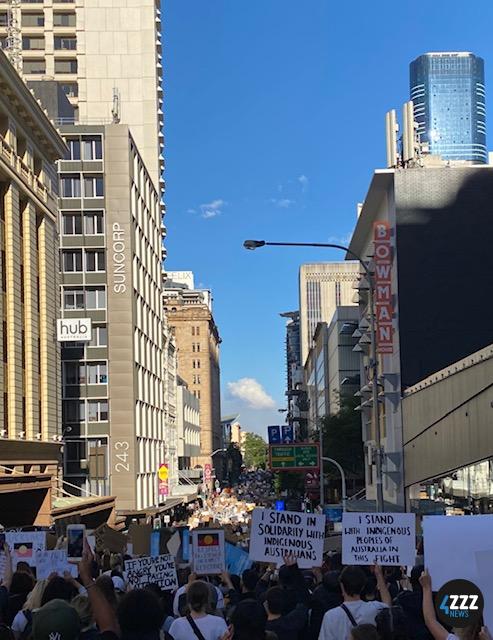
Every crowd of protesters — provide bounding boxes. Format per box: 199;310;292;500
1;538;492;640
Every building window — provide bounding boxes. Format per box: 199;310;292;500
83;176;104;198
21;12;44;27
55;59;77;74
62;249;82;272
63;361;82;385
0;13;7;27
87;362;107;384
89;325;107;347
193;375;201;385
63;288;84;310
22;36;45;50
60;82;78;98
62;212;82;235
82;137;103;160
60;174;81;198
23;59;46;75
63;399;85;422
84;211;104;235
66;139;80;160
85;250;105;272
53;12;76;26
193;359;201;369
85;287;106;309
87;400;108;422
54;35;76;50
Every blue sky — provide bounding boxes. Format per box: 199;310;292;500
162;0;493;436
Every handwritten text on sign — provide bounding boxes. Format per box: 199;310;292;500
342;512;416;566
249;508;326;568
124;554;178;591
191;529;225;575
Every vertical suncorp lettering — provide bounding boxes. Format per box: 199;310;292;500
112;223;126;293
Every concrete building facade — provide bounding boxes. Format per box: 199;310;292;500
299;262;359;367
58;123;166;512
0;49;67;525
0;0;163;187
176;377;200;477
163;274;222;469
163;319;178;496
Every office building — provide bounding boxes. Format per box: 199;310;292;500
0;49;66;525
304;306;360;428
299;262;359;367
163;272;222;470
280;310;306;440
58;122;166;513
163;318;178;496
410;52;487;164
0;0;163;187
176;377;200;479
349;163;493;508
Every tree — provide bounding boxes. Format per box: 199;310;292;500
243;432;268;469
321;395;365;491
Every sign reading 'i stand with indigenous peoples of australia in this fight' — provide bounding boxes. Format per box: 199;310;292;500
249;508;326;568
342;512;416;566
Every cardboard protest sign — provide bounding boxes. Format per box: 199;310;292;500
35;550;77;579
128;523;152;556
191;529;225;575
342;512;416;566
124;554;178;591
424;515;493;634
249;508;326;568
6;532;46;569
226;543;252;575
95;524;127;554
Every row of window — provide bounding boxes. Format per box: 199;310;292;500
4;12;76;27
61;175;104;198
22;35;76;50
63;399;108;423
66;137;103;161
62;211;104;235
24;58;77;75
62;249;105;273
63;287;106;310
63;361;107;385
62;325;107;348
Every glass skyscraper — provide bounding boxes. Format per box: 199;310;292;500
410;52;487;164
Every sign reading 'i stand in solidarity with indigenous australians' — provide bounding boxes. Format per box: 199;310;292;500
249;508;326;568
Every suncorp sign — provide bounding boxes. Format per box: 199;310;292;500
57;318;92;342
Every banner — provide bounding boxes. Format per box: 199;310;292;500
226;543;253;575
191;529;225;575
125;554;178;591
373;220;394;354
249;508;326;568
6;532;46;568
158;464;169;498
35;550;77;579
342;512;416;566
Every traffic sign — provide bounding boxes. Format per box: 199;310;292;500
267;426;281;444
269;443;320;470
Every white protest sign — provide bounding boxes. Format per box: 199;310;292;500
424;515;493;634
124;554;178;591
6;532;46;568
35;550;77;579
342;512;416;566
191;529;225;575
249;508;326;568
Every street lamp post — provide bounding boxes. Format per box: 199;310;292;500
244;239;385;513
321;457;347;511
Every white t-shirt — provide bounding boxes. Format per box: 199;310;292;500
172;585;225;616
169;614;227;640
318;600;388;640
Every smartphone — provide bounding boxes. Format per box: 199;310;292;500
66;524;85;561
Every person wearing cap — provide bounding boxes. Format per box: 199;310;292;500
32;599;81;640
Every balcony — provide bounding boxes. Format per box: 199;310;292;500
0;134;51;205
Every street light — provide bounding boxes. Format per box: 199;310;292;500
322;457;347;512
243;238;384;513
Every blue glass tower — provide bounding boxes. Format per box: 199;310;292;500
410;52;487;164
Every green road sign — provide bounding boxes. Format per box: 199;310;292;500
269;443;320;470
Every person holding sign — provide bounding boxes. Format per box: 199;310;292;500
318;565;391;640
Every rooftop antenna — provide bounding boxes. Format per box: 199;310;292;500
5;0;22;74
111;87;121;124
385;109;399;168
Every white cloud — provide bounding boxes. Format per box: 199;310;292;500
227;378;276;410
327;231;354;246
269;198;295;209
187;208;196;214
298;174;309;191
199;199;225;219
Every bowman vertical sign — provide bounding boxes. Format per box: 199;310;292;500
374;221;394;354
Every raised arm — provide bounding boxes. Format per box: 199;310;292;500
374;564;392;607
419;570;449;640
2;544;13;590
79;542;119;636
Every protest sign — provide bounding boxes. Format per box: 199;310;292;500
191;529;225;575
226;543;252;575
424;515;493;634
342;512;416;566
94;524;127;554
35;550;77;579
124;554;178;591
128;523;152;556
249;508;326;568
6;532;46;569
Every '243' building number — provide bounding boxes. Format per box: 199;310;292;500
114;441;130;472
